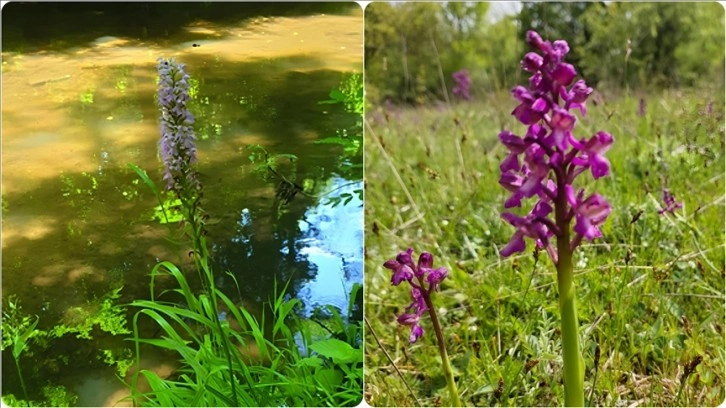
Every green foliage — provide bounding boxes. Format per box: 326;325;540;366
79;88;94;105
316;74;364;208
130;263;363;407
101;348;135;378
1;292;127;406
367;2;725;103
2;385;78;408
1;296;41;359
365;2;447;104
366;2;520;104
320;72;364;115
151;195;184;224
300;282;364;406
317;73;363;156
50;286;130;339
40;385;79;407
364;90;724;406
128;163;182;225
247;144;298;176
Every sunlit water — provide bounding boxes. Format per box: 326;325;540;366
2;8;361;406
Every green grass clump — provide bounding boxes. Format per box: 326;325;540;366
364;89;724;407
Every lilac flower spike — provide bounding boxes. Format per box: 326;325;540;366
499;31;614;257
383;248;448;343
157;58;200;194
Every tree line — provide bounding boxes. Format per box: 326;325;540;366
365;2;724;104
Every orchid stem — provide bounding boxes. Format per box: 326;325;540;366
425;293;462;407
556;234;585;407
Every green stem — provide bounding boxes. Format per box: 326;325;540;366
14;356;29;404
424;293;462;407
556;232;584;407
183;196;240;406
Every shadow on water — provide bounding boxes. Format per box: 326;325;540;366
2;2;359;53
2;3;362;405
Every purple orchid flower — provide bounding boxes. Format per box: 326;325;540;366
498;31;614;258
452;69;472;101
383;248;448;343
658;189;683;215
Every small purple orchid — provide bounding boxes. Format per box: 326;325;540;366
452;69;471;101
658;189;683;215
384;248;448;343
383;248;461;405
498;30;613;259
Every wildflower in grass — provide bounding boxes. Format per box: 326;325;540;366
658;188;683;215
157;58;201;195
452;69;471;101
498;30;614;406
383;248;460;406
638;97;647;117
383;248;448;343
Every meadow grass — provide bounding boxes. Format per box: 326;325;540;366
364;88;724;407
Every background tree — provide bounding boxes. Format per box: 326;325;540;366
365;2;724;105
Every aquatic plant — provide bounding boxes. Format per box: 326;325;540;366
157;58;201;196
383;248;461;407
126;58;363;407
1;296;40;403
126;57;241;406
1;292;126;406
498;30;613;406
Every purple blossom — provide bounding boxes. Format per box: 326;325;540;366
383;248;448;343
499;31;614;258
658;189;683;215
157;58;200;194
452;69;471;100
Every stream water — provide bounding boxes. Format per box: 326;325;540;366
1;4;362;406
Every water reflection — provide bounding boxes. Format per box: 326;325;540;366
2;4;361;405
295;178;363;317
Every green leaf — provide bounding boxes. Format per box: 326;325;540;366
314;368;344;392
318;89;346;105
13;317;38;359
309;338;361;364
297;356;324;368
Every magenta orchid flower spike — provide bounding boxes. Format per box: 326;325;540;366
383;248;448;343
383;248;461;406
658;188;683;215
498;30;615;406
499;30;613;261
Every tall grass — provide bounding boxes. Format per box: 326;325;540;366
364;88;724;406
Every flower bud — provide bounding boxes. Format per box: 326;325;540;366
521;52;544;72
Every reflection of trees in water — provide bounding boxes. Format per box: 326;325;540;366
211;202;317;305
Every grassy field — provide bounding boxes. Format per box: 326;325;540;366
363;88;724;407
